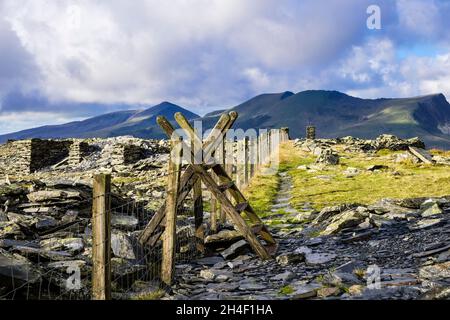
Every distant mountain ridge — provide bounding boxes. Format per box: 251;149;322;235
200;90;450;149
0;102;199;141
1;90;450;149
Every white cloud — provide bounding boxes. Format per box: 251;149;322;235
0;111;84;134
338;37;450;99
1;0;371;110
396;0;441;38
1;0;450;134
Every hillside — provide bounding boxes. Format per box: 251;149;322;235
0;102;199;142
204;91;450;149
2;90;450;149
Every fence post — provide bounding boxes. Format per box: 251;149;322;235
249;137;256;179
218;136;227;223
236;139;243;189
225;138;234;178
268;130;272;164
243;137;249;187
161;137;182;286
257;133;262;169
192;132;204;252
92;173;112;300
281;127;290;141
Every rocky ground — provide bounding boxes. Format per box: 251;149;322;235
169;171;450;300
1;134;450;300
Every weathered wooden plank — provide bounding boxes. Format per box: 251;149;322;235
92;174;112;300
243;137;249;187
192;129;204;252
161;137;182;285
408;146;435;164
212;165;276;245
249;137;256;179
236;139;243;189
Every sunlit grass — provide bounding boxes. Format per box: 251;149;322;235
279;141;450;210
243;168;279;217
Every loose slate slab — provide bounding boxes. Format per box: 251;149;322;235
111;215;139;230
204;229;243;245
290;282;321;299
0;249;41;286
408;147;435;164
220;240;249;260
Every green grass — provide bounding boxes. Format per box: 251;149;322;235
279;285;295;295
279;142;450;211
243;168;279;216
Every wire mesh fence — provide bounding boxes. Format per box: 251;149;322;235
0;194;197;300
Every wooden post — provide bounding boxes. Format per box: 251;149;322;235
218;137;227;223
225;138;234;178
281;127;289;141
249;137;255;179
261;132;267;166
236;139;243;189
161;137;182;286
243;137;249;187
192;131;204;252
257;134;262;169
92;173;111;300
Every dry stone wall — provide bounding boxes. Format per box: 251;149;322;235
0;139;70;176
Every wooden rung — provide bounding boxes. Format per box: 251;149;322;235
235;202;249;213
218;181;235;192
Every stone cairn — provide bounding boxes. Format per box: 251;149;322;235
306;126;316;140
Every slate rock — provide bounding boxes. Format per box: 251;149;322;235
111;215;139;230
220;240;249;260
195;256;224;266
271;271;296;282
0;221;24;239
421;203;444;217
0;249;41;288
419;262;450;281
276;252;305;266
290;282;321;299
40;237;84;255
111;231;136;260
321;207;369;235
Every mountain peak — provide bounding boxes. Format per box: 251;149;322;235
281;91;294;100
297;90;351;99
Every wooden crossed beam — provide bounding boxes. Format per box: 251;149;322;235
138;112;277;260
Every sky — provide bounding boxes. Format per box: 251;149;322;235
1;0;450;134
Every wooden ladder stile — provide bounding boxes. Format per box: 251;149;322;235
139;111;278;261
